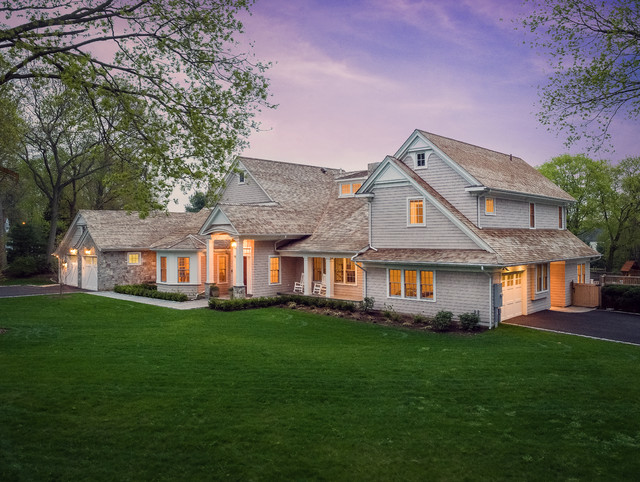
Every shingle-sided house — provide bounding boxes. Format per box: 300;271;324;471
56;130;599;326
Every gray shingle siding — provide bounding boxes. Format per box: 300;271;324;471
370;184;479;250
220;171;271;204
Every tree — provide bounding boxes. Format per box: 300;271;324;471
1;0;271;200
520;0;640;148
185;191;207;213
537;154;609;236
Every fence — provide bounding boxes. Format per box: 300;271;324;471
571;282;601;308
600;275;640;286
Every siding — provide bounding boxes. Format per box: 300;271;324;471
526;264;551;315
366;266;492;325
251;240;284;297
331;258;364;301
220;171;271;204
371;184;479;249
550;261;566;307
535;203;562;229
480;198;529;228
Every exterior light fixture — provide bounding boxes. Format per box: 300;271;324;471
69;248;78;255
231;241;237;248
84;248;92;255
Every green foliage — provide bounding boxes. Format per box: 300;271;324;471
431;310;453;332
3;256;48;278
519;0;640;148
114;284;187;302
208;295;358;312
459;312;481;331
413;313;429;324
185;191;208;213
601;285;640;313
382;303;401;321
361;296;375;312
6;221;47;262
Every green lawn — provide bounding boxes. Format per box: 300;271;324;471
1;294;639;481
0;274;56;286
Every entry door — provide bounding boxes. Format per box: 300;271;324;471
82;256;98;291
65;256;78;287
501;272;523;320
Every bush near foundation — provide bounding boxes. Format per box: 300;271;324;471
459;312;481;331
208;295;358;312
601;285;640;313
114;284;187;302
432;310;453;331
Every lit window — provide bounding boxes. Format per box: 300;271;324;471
389;269;402;296
536;263;548;292
127;252;141;265
340;183;351;196
352;183;361;193
405;270;417;298
577;263;586;283
269;257;280;284
238;171;245;184
420;271;434;300
530;203;536;228
408;199;425;225
160;256;167;282
312;258;324;282
416;153;426;167
178;257;190;283
334;258;356;285
217;254;228;283
346;259;356;284
485;197;495;215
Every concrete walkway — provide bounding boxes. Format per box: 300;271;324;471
87;291;209;310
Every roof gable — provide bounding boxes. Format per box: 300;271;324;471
200;207;237;235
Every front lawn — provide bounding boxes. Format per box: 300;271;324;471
0;273;56;286
1;294;639;480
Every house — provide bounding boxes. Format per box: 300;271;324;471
55;130;599;326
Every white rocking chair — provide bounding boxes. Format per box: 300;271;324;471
312;275;326;296
293;273;304;293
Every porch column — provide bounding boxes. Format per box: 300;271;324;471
206;237;213;284
324;256;332;298
303;255;311;295
233;237;245;298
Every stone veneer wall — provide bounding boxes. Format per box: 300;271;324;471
98;250;156;291
157;283;200;299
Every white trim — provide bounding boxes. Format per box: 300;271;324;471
333;257;357;286
484;197;496;216
406;197;426;227
534;263;549;294
387;267;436;302
127;252;142;265
415;152;427;169
268;255;281;285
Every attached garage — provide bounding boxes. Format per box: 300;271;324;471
501;271;523;320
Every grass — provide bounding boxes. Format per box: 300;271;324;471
0;273;56;286
1;294;639;481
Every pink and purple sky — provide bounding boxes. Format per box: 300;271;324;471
235;0;637;170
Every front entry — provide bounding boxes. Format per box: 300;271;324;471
501;271;523;320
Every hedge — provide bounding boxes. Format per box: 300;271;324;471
114;284;188;302
209;294;359;312
601;285;640;313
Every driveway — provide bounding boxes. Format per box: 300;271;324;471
0;284;87;298
505;309;640;345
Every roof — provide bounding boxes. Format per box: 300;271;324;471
150;233;208;250
419;131;575;202
335;170;369;181
58;209;210;253
355;248;500;265
621;260;640;272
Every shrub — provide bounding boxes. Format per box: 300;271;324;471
432;310;453;331
413;314;428;324
361;297;375;312
4;256;41;278
114;284;187;302
459;312;480;331
382;304;401;321
601;285;640;313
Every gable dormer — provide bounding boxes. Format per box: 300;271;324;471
335;170;368;198
219;160;272;205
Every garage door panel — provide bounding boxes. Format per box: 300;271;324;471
501;272;523;321
82;256;98;291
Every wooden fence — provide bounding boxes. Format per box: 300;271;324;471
571;282;601;308
600;275;640;286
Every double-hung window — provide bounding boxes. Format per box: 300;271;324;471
485;197;495;215
178;257;190;283
416;152;426;168
388;269;435;301
269;256;280;284
535;263;548;293
334;258;356;285
160;256;167;282
408;198;425;226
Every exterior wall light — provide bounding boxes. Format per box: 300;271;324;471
69;248;78;255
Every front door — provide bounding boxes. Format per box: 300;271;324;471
501;271;523;320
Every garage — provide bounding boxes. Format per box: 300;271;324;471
82;256;98;291
501;271;523;321
64;255;78;287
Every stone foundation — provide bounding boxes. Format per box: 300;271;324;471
232;285;246;299
158;283;200;300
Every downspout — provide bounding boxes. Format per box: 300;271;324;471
482;265;494;329
351;246;370;301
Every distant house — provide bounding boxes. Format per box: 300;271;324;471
56;130;599;326
621;260;640;277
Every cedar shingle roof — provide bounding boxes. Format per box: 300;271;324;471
420;131;575;201
355;248;500;265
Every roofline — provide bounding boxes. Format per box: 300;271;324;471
356;259;504;269
466;186;575;204
236;158;275;203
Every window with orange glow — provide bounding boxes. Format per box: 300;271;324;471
178;257;190;283
408;199;425;225
389;269;401;296
269;257;280;284
160;256;167;282
485;197;495;215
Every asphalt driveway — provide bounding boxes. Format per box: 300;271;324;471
0;284;87;298
505;309;640;345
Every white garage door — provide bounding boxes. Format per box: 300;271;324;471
82;256;98;291
65;256;78;287
501;272;523;321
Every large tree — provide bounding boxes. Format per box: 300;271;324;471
520;0;640;148
0;0;271;200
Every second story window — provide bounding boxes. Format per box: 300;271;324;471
416;152;426;168
408;198;425;226
238;171;245;184
558;206;564;229
485;197;495;215
529;203;536;228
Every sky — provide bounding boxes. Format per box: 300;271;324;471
221;0;636;173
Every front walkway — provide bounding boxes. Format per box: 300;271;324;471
505;309;640;346
87;291;209;310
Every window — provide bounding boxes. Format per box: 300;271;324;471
127;252;141;265
217;254;228;283
577;263;586;283
312;258;324;282
408;199;425;226
334;258;356;285
536;263;548;292
389;269;402;296
269;256;280;284
178;257;190;283
340;183;351;196
529;203;536;228
388;268;435;300
558;206;564;229
352;183;362;193
160;256;167;282
416;152;426;168
485;197;495;215
238;171;245;184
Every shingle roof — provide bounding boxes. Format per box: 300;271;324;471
335;170;369;180
355;248;500;265
149;233;208;250
68;210;210;251
419;131;575;201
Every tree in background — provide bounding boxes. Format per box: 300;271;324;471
1;0;272;208
520;0;640;148
185;191;208;213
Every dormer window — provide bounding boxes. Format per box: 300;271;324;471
238;171;245;184
416;152;426;168
485;197;495;215
339;182;363;198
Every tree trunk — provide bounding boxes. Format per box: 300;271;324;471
0;196;6;270
46;190;60;261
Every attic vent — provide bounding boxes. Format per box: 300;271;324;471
321;168;327;174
